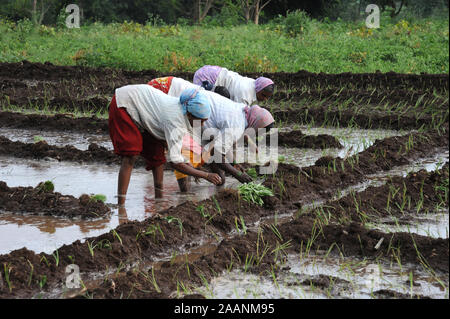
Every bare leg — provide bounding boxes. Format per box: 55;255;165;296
177;177;190;192
152;164;165;198
118;155;138;205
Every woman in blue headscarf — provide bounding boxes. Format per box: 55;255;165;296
109;85;222;205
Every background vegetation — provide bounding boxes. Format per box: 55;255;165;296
0;0;448;74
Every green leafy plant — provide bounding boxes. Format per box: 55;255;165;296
246;168;258;179
238;182;274;206
36;181;55;193
90;194;107;203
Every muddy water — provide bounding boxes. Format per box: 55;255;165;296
0;127;112;151
260;127;409;168
368;210;449;239
197;253;449;299
0;126;406;169
0;156;239;254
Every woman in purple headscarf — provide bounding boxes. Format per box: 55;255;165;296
193;65;275;105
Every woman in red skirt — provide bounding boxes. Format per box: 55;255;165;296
109;84;222;206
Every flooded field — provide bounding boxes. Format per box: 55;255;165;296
0;62;448;299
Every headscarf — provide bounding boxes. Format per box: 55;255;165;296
254;77;274;93
244;105;275;129
201;81;214;91
179;88;211;119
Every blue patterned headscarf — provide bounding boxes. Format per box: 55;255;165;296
179;88;211;119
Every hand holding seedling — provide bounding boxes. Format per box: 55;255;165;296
205;172;222;185
236;172;253;183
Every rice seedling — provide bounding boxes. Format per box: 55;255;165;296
52;249;59;267
40;255;50;267
246;168;259;179
39;275;47;289
87;240;96;258
90;194;107;203
36;180;55;193
165;216;183;236
234;215;247;235
238;182;274;206
243;254;255;273
33;135;45;143
196;204;209;219
111;229;122;245
26;260;34;287
212;196;222;215
3;263;12;292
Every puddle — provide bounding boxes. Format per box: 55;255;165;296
368;209;449;239
196;253;449;299
272;126;409;168
1;126;407;169
0;156;239;254
0;127;112;151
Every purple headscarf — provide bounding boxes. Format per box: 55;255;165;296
254;77;274;93
244;105;275;129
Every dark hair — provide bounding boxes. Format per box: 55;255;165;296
264;122;275;130
201;81;214;91
261;84;275;93
214;86;231;99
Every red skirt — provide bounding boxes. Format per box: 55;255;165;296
108;95;166;170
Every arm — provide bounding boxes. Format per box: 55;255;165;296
211;155;253;184
171;162;222;185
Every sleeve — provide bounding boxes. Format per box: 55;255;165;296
163;123;188;163
212;126;244;156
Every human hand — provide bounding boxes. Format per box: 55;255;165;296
236;172;253;184
205;172;222;185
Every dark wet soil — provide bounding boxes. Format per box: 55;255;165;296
0;61;447;299
315;163;449;223
1;61;448;130
272;107;448;130
264;127;449;205
0;181;111;219
1;61;447;91
0;126;447;299
278;130;343;149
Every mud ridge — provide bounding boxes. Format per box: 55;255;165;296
0;181;111;219
1;61;448;92
315;163;449;224
0;130;448;298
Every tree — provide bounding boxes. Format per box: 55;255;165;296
194;0;214;23
238;0;271;24
30;0;50;25
253;0;271;24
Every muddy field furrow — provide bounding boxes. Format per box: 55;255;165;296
0;129;343;167
1;61;448;92
0;62;447;299
271;88;449;107
0;181;112;219
2;82;446;114
264;128;448;204
75;212;449;299
272;107;449;130
306;163;449;223
0;111;107;134
0;129;447;298
68;165;450;299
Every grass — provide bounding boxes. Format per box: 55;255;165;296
0;17;448;74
